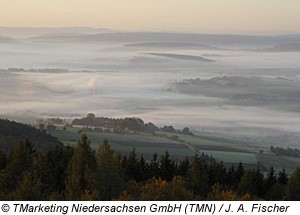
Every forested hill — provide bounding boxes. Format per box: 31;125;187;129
0;119;63;153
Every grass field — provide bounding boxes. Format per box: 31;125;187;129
199;150;258;164
44;126;300;172
256;154;300;169
47;127;192;158
157;132;261;153
50;128;259;163
50;129;176;145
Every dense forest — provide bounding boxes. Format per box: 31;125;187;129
0;119;62;153
1;133;300;201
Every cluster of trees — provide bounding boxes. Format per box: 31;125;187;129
1;133;300;201
160;126;193;135
37;120;74;133
44;118;66;125
72;114;155;133
72;113;193;135
270;146;300;157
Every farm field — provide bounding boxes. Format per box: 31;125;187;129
285;156;300;165
44;126;300;172
157;131;270;154
199;150;257;164
46;127;193;158
255;153;300;174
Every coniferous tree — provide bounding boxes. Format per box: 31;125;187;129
40;146;73;194
286;168;300;200
235;162;245;183
11;170;44;200
207;159;217;187
253;167;265;197
207;159;227;187
226;165;236;188
265;166;277;190
0;150;7;170
123;148;139;181
96;139;124;200
238;168;265;197
278;168;288;185
66;134;96;200
149;153;160;179
264;166;281;200
187;155;209;197
215;162;227;187
137;155;149;181
266;183;285;200
177;158;190;177
159;151;176;181
4;140;36;191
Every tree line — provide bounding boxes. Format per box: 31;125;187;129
1;133;300;200
72;113;193;135
270;145;300;158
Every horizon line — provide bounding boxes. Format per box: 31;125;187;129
1;25;300;36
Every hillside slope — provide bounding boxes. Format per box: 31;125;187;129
0;119;63;153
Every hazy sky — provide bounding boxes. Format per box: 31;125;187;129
1;0;300;33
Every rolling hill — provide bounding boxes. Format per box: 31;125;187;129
0;119;63;153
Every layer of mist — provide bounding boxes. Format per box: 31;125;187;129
1;27;300;147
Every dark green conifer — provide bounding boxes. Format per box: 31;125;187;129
159;151;176;181
66;134;96;200
187;155;209;197
96;139;124;200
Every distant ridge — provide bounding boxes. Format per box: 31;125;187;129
260;43;300;52
124;42;220;50
0;26;117;38
143;53;215;62
27;31;300;46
